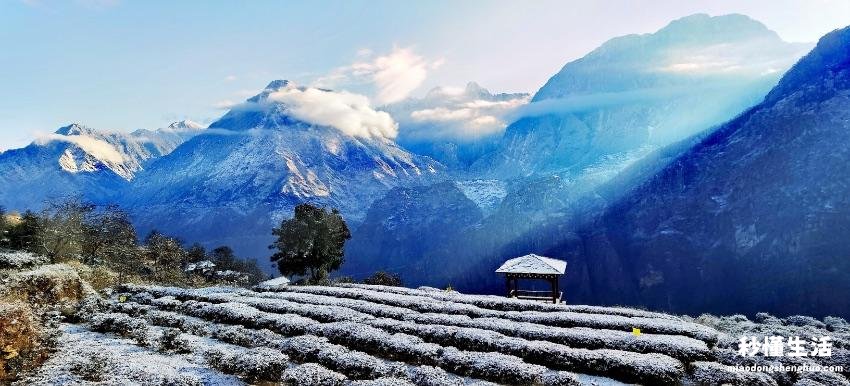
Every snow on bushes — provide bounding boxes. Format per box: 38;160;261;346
89;308;292;383
438;347;546;384
365;317;685;384
57;283;849;385
111;291;573;385
351;378;415;386
265;285;718;343
690;361;778;386
0;251;47;270
282;363;347;386
20;324;243;386
248;287;710;361
125;288;683;383
2;264;94;309
203;346;287;382
343;282;678;320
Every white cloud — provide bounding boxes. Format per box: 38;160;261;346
224;75;238;82
315;47;444;104
403;93;530;140
265;85;398;140
36;134;125;164
658;38;811;76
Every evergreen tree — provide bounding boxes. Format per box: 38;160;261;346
7;210;40;252
210;246;238;269
269;204;351;283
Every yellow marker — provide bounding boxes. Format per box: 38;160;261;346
118;295;127;303
632;328;641;336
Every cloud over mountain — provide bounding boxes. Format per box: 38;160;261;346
265;86;398;140
387;82;529;142
316;47;444;104
35;132;126;164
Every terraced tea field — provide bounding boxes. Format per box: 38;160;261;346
20;283;848;385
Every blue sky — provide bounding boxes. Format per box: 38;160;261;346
1;0;849;150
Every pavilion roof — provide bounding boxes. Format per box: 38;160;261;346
495;254;567;275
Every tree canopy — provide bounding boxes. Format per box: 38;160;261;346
269;204;351;283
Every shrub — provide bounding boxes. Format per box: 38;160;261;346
0;251;47;270
784;315;826;328
282;363;347;386
158;328;191;354
69;351;110;382
2;264;92;308
362;271;403;287
204;346;288;382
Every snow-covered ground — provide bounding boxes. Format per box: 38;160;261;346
13;282;849;385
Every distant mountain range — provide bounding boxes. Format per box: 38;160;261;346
343;14;813;294
0;120;203;209
3;13;848;318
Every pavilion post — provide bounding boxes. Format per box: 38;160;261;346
552;276;559;304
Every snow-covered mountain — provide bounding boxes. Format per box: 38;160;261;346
384;82;528;170
123;80;443;264
128;120;205;159
472;13;811;179
344;13;809;285
536;24;850;318
0;121;203;209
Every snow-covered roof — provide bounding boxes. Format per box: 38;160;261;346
258;276;290;286
495;254;567;275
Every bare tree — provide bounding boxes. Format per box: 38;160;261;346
81;205;138;266
37;198;94;262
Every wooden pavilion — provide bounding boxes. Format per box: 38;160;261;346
496;254;567;304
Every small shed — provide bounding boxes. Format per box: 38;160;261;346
495;254;566;304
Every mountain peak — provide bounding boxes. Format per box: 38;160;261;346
264;79;293;91
166;120;204;131
464;81;484;92
54;123;95;136
655;13;778;43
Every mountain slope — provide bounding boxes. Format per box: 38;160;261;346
472;13;810;179
0;121;203;209
124;81;443;264
544;24;850;318
342;181;486;279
